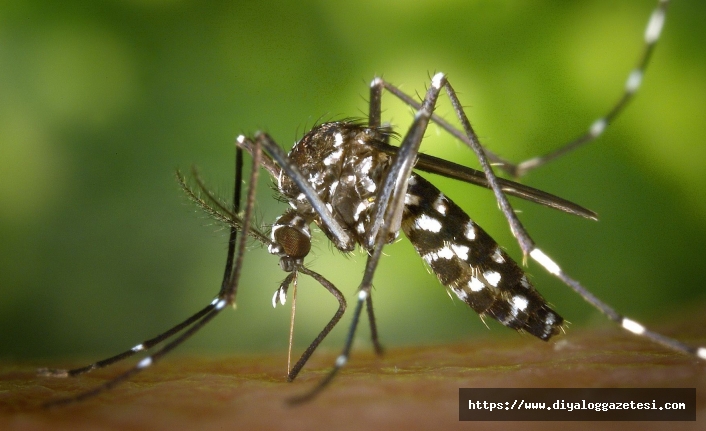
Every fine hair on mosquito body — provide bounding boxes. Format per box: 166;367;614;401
37;0;704;408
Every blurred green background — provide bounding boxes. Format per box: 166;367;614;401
1;0;705;362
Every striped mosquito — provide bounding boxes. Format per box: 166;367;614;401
39;0;703;407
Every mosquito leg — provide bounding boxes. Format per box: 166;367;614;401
286;267;346;382
506;0;671;177
42;138;263;407
289;73;447;403
221;139;261;303
369;76;384;128
443;79;706;362
39;159;245;377
366;76;388;357
42;302;226;408
381;1;670;178
37;300;221;378
548;254;706;359
219;146;244;294
365;73;446;249
253;132;353;251
378;1;670;178
366;294;384;356
443;80;536;256
288;291;363;405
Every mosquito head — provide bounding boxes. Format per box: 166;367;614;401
269;209;312;272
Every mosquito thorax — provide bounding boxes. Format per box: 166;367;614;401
274;121;395;255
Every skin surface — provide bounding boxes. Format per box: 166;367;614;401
2;314;704;431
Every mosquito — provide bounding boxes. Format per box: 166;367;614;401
38;0;703;407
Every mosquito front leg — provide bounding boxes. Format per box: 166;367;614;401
40;142;262;407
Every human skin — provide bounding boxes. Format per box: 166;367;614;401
2;315;704;431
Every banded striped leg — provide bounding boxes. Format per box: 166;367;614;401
382;0;671;179
494;0;671;177
192;138;358;383
39;143;262;408
373;70;706;366
441;77;706;361
288;72;448;404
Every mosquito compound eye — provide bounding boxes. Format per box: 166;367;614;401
274;226;311;260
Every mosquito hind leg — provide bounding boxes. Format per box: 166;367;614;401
502;0;670;177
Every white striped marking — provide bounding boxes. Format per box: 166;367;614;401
431;72;445;89
308;171;324;187
464;221;476;241
423;247;454;264
645;8;665;44
468;277;485;292
589;118;607;138
491;247;505;264
483;270;501;287
433;194;447;215
329;180;339;195
131;344;145;352
530;248;561;275
434;246;455;260
415;214;442;233
356;222;365;234
324;148;343;165
137;357;153;369
405;193;421;206
544;313;556;336
510;295;529;317
358;290;368;300
451;243;469;260
353;201;368;221
625;69;643;93
697;348;706;360
359;156;373;174
622;318;646;335
362;178;376;193
512;295;528;311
